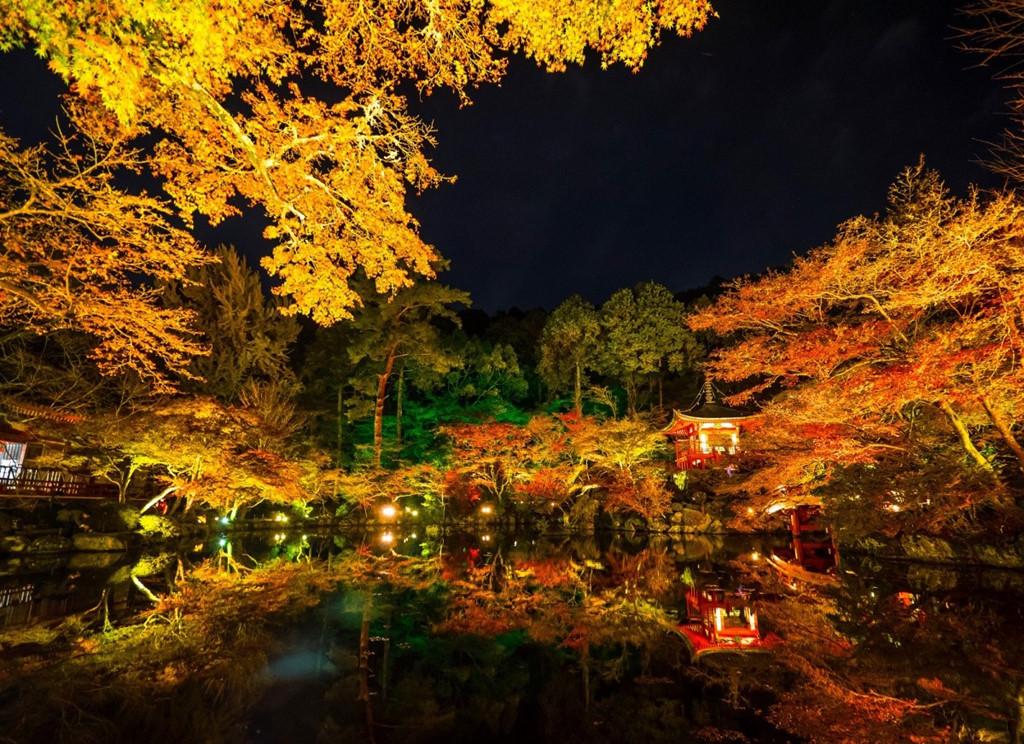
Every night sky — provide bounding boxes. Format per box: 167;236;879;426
0;0;1008;313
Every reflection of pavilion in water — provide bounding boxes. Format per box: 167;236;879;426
0;581;38;627
677;584;782;658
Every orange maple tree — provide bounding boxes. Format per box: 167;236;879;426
0;111;211;390
690;160;1024;495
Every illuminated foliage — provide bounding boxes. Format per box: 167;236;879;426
0;123;210;390
436;415;674;523
348;279;469;466
690;161;1024;502
538;295;602;416
567;416;672;520
327;461;444;516
603;464;673;521
520;464;592;513
600;282;703;415
162;245;300;400
445;338;529;406
440;421;538;508
962;1;1024;185
0;0;713;340
567;415;669;475
85;396;313;512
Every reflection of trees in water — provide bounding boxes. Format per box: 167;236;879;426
0;538;778;742
312;540;788;742
0;551;181;632
0;561;338;742
730;556;1024;742
2;536;1023;742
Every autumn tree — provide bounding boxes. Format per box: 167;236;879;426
961;0;1024;184
0;119;210;390
0;329;154;421
441;422;527;507
0;0;713;342
83;396;312;512
690;160;1024;506
599;282;702;415
348;280;469;467
538;295;601;416
162;244;300;400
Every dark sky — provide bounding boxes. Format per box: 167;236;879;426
412;0;1007;311
0;0;1008;313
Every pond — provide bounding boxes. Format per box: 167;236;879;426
1;529;1022;743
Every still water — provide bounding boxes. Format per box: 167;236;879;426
1;530;1023;743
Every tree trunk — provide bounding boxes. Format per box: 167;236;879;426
938;399;994;473
626;376;637;417
336;386;344;469
116;460;139;504
396;364;405;447
658;374;664;412
374;344;398;468
573;361;582;417
140;484;179;515
358;593;376;744
981;396;1024;475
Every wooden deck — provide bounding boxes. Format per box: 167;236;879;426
0;466;120;501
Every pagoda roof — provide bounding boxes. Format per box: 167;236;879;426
662;379;759;435
673;402;757;422
0;421;65;445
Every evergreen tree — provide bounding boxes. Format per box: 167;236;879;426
347;280;470;467
163;245;300;400
538;295;601;416
446;338;529;407
599;282;702;415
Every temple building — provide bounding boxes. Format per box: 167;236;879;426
0;400;105;500
663;380;756;470
0;398;81;475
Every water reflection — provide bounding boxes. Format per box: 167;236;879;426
0;529;1021;743
0;550;179;630
766;505;840;587
678;584;782;657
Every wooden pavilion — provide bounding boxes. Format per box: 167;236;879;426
0;400;116;501
663;380;756;470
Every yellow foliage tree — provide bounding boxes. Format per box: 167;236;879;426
86;396;312;513
0;114;211;389
0;0;714;338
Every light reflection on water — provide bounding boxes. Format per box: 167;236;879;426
2;529;1023;742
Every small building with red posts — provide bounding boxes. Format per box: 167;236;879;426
0;398;79;480
663;381;756;470
766;504;839;585
0;399;118;501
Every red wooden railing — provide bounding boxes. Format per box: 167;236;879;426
0;465;119;500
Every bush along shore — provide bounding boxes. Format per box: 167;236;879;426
4;410;1024;570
